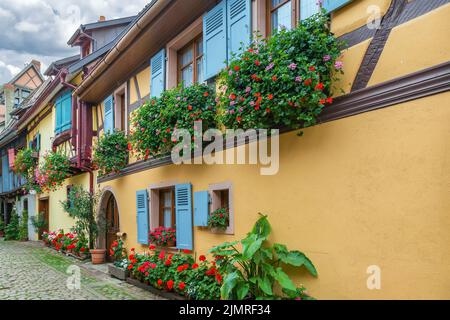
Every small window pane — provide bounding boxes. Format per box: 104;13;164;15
180;48;193;66
163;208;172;228
272;1;292;32
22;90;30;98
181;65;193;88
197;57;204;83
163;191;172;207
196;38;203;56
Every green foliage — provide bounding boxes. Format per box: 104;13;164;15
0;215;4;234
14;148;39;192
110;239;127;264
209;214;317;300
129;83;217;160
4;209;20;241
207;207;229;230
218;9;343;131
18;210;29;241
149;226;176;247
36;151;72;192
61;185;102;249
93;130;129;176
30;211;48;234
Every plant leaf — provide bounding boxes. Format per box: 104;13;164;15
274;267;296;291
258;276;273;296
242;235;263;259
220;271;240;300
236;282;250;300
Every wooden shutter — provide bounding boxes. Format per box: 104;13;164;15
150;49;166;98
55;99;62;134
323;0;352;13
194;191;209;227
203;0;228;80
175;184;193;250
104;95;114;134
36;133;41;151
300;0;320;20
227;0;251;61
136;189;149;244
60;92;72;132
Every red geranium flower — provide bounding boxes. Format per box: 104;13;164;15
267;94;273;100
192;263;199;269
254;60;260;66
157;279;163;286
233;65;240;72
309;66;316;71
326;97;333;104
203;92;209;97
182;249;190;254
188;105;193;111
199;255;206;262
149;244;156;250
315;83;324;91
272;75;277;81
167;280;174;290
178;282;186;290
177;265;184;272
320;99;326;105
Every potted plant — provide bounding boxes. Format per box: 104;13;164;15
61;185;106;264
18;210;29;241
4;208;20;241
149;226;176;247
207;208;229;232
31;211;48;240
108;238;129;280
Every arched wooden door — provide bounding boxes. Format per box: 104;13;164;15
105;194;120;262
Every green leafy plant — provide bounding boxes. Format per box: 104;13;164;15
18;210;29;241
36;151;72;192
129;83;217;160
93;130;129;176
207;207;229;230
218;9;343;131
4;208;20;241
30;211;48;234
110;239;127;267
14;148;39;189
0;215;4;235
61;185;103;249
210;214;317;300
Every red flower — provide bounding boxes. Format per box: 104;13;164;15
177;265;184;272
215;273;223;284
165;259;171;266
192;263;199;269
199;255;206;262
320;99;326;105
127;142;132;151
236;116;242;123
272;75;277;81
304;79;312;86
203;92;209;97
267;94;273;100
109;249;114;256
167;280;174;290
178;282;186;290
309;66;316;71
128;264;133;270
188;105;193;111
157;279;163;286
254;60;260;66
233;65;240;72
149;245;156;250
145;272;149;276
326;97;333;104
131;248;135;252
254;105;260;111
266;108;271;113
229;93;237;100
251;74;257;80
80;247;85;252
182;249;190;254
315;83;324;91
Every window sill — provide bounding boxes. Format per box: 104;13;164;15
53;129;71;147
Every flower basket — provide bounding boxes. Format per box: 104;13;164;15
149;227;176;247
108;264;129;281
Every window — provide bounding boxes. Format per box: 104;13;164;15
209;182;234;234
178;37;204;88
55;91;72;134
159;188;176;228
113;83;127;132
269;0;295;33
22;90;30;99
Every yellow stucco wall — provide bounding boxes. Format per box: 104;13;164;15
368;3;450;86
98;91;450;299
331;0;391;37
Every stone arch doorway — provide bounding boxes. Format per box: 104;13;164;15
98;189;120;261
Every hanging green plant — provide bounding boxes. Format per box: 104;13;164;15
129;83;217;160
36;151;72;192
217;9;344;131
14;148;41;193
93;130;129;176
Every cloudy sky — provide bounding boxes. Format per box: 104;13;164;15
0;0;150;84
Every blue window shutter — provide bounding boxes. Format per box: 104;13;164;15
194;191;209;227
175;183;193;250
55;100;62;134
300;0;320;20
203;0;228;80
36;133;41;151
323;0;352;13
227;0;251;61
2;155;9;192
136;190;149;244
61;92;72;132
104;95;114;133
150;49;166;98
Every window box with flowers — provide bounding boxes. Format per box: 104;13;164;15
35;151;72;193
93;129;129;177
149;226;176;248
207;208;229;233
108;239;129;280
217;9;343;132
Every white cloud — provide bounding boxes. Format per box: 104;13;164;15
0;0;150;83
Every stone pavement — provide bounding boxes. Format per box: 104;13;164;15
0;239;163;300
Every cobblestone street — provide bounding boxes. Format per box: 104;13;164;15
0;240;161;300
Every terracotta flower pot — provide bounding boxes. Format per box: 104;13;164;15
90;249;106;264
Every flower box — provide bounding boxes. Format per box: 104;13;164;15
109;264;129;281
126;277;187;300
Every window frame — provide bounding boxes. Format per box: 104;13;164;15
177;35;204;88
113;82;128;133
209;181;234;235
266;0;299;36
158;187;176;229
